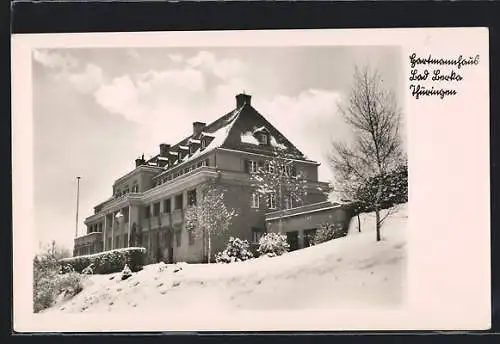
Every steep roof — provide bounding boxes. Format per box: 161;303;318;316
148;95;314;177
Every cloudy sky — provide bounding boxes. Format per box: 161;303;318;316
32;46;402;250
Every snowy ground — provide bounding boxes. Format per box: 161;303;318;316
44;204;407;313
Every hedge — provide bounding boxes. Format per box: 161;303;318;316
59;247;147;274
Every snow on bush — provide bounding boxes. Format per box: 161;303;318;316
312;223;348;245
59;247;147;275
33;252;83;313
215;237;254;263
121;264;133;280
257;232;290;257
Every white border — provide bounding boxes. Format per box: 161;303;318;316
12;28;490;332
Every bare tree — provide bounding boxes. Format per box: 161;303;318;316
184;182;238;263
329;66;404;241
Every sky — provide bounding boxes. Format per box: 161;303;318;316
32;46;403;251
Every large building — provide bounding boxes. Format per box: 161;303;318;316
74;94;351;262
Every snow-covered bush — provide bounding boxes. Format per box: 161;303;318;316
215;237;254;263
313;223;347;245
121;264;132;280
257;232;289;257
59;247;147;275
33;251;83;313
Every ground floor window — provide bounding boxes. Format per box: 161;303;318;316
251;228;265;244
286;231;299;251
303;228;317;247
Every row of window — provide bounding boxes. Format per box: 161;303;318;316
154;159;209;188
143;189;197;218
115;182;139;198
251;193;298;210
107;228;195;251
245;159;297;177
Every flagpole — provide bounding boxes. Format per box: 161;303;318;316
76;176;81;238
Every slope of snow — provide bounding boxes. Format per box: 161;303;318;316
45;204;407;314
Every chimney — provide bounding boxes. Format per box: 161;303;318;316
236;93;251;108
135;158;144;167
193;122;206;136
159;143;170;157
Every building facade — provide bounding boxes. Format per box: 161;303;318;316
73;93;351;262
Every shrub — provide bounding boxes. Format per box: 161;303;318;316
313;223;348;245
59;247;147;275
33;253;83;313
257;232;289;257
215;237;254;263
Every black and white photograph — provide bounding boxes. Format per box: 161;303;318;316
12;28;490;331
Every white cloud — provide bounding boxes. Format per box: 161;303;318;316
33;49;79;70
169;54;183;63
67;63;104;94
187;51;246;80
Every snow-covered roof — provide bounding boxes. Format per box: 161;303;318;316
200;132;215;138
253;126;269;133
179;145;189;150
188;138;201;144
154;106;244;179
168;151;178;156
157;156;169;161
241;131;260;145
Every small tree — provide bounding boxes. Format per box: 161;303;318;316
184;182;238;263
250;147;310;232
329;65;405;241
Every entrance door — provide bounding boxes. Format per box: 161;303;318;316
286;231;299;251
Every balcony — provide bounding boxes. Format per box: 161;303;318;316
74;231;103;247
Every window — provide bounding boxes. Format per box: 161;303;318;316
304;229;317;247
175;230;182;247
153;202;161;217
116;235;121;249
284;196;293;210
98;223;103;232
144;206;150;219
269;193;276;209
188;230;195;245
123;234;128;248
174;194;183;210
252;228;265;244
201;138;206;150
107;237;112;250
187;189;197;206
163;199;171;213
249;160;257;173
132;183;139;193
251;193;260;208
259;133;268;145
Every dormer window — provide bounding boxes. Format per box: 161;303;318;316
253;126;270;145
259;133;268;145
201;138;206;150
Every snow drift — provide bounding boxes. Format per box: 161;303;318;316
44;204;407;313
